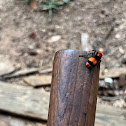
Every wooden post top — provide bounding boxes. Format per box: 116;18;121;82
48;49;100;126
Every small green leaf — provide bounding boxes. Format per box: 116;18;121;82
48;9;53;22
25;0;30;4
38;0;71;22
38;4;50;10
63;0;70;4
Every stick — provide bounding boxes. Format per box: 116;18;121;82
47;49;100;126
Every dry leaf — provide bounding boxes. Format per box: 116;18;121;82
30;0;37;11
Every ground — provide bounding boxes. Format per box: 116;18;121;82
1;0;126;71
0;0;126;125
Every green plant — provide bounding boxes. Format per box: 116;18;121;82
25;0;30;4
38;0;70;22
24;0;70;22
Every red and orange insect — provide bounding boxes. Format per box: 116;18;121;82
86;52;103;68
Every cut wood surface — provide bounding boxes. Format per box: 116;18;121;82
23;75;51;87
48;50;100;126
0;81;49;120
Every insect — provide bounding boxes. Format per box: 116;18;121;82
29;32;36;39
86;51;103;68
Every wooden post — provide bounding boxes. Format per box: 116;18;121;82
47;49;100;126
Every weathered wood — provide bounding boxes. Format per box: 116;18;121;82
100;67;126;79
47;50;100;126
1;103;126;126
95;104;126;126
0;81;49;120
39;68;52;74
0;81;126;126
3;68;52;79
3;68;39;79
0;114;47;126
23;75;51;87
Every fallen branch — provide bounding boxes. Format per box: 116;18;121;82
2;68;39;79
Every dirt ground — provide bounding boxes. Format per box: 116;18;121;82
0;0;126;125
0;0;126;71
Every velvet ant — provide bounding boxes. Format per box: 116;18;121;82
86;51;103;68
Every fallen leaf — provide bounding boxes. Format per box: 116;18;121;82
30;0;37;11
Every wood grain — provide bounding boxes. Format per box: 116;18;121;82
47;49;100;126
95;104;126;126
0;114;47;126
0;81;49;120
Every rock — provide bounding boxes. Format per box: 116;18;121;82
119;47;125;54
25;59;39;68
23;75;51;87
115;34;121;39
119;74;126;87
104;77;114;88
47;35;61;43
27;49;38;56
0;121;8;126
113;99;125;108
104;77;113;84
121;56;126;64
0;56;15;76
81;33;89;51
